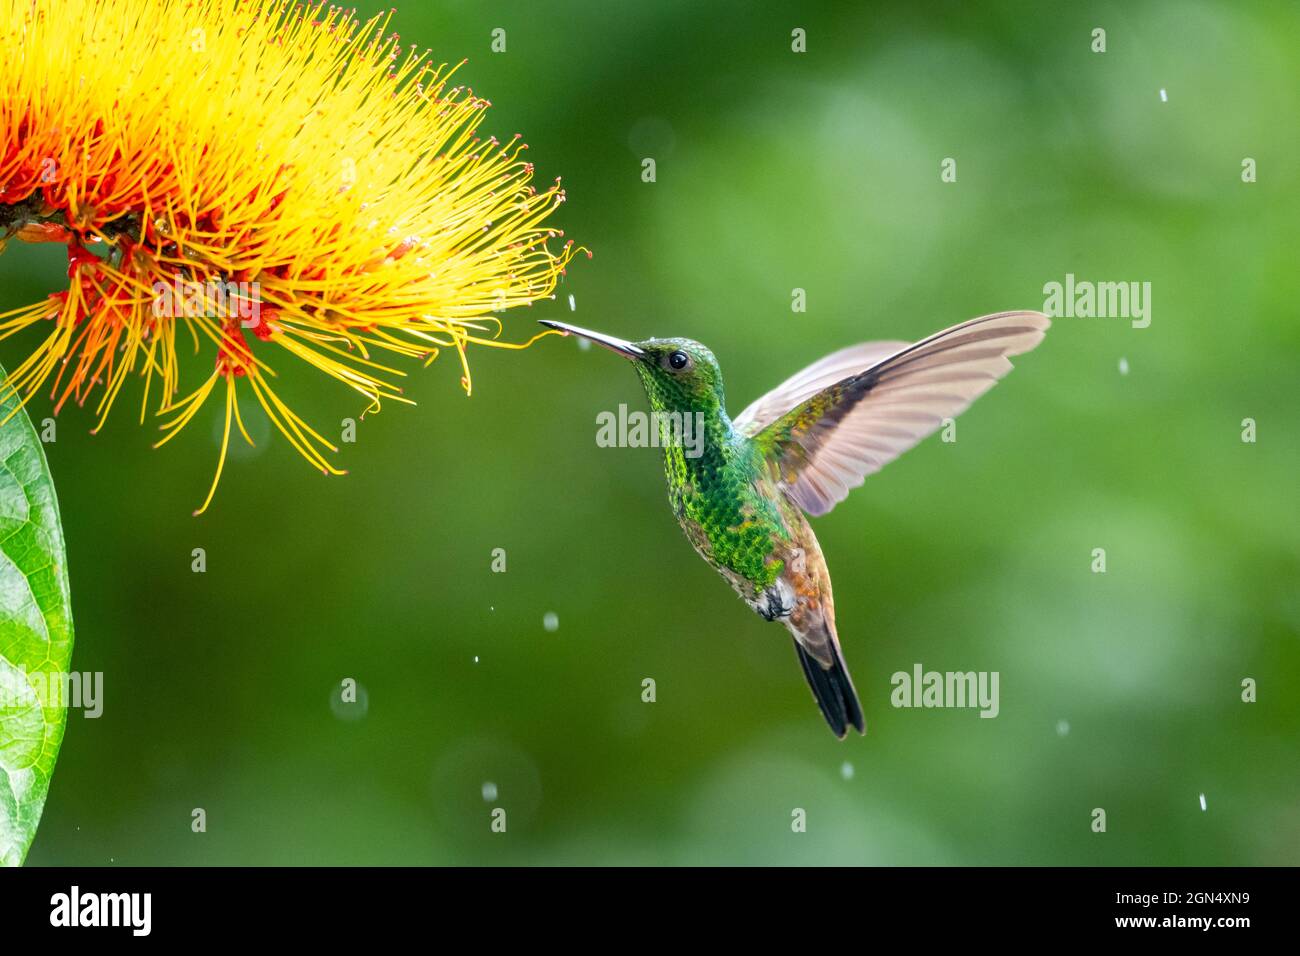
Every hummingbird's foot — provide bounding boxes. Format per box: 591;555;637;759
754;580;796;622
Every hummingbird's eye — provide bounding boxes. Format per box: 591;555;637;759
666;350;691;371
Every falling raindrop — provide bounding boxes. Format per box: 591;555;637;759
568;293;576;311
627;116;676;158
1118;357;1129;375
1159;88;1168;102
543;611;559;632
212;400;270;461
474;656;480;663
1199;793;1207;811
840;761;855;781
329;681;369;721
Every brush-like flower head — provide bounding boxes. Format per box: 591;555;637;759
0;0;579;512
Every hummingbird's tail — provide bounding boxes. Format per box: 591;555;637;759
793;638;865;739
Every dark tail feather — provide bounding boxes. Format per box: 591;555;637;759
794;640;865;739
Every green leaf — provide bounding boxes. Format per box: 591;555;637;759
0;373;74;866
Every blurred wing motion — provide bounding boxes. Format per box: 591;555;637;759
738;311;1050;517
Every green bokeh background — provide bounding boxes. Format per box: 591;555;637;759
7;0;1298;865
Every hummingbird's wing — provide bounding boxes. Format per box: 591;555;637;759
732;340;908;437
746;311;1049;517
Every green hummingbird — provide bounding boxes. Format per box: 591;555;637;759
540;311;1049;738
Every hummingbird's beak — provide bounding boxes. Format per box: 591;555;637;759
538;320;646;360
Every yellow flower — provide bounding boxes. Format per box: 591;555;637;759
0;0;579;513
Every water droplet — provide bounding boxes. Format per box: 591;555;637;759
1159;88;1168;102
568;293;576;311
329;682;369;721
543;611;559;632
840;761;854;781
482;781;499;802
627;116;677;158
1199;793;1207;811
474;656;480;663
1118;357;1129;375
1056;719;1071;737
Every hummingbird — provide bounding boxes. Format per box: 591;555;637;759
540;311;1049;738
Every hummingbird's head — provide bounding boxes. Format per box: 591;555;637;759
539;321;725;415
